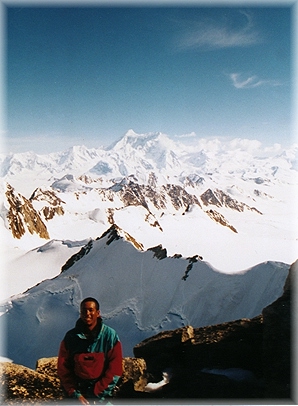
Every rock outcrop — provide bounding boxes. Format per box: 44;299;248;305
132;317;264;399
200;188;262;214
0;357;148;404
5;176;263;241
30;188;65;221
5;184;50;240
0;360;64;404
262;258;294;398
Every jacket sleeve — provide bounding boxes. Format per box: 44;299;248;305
57;340;77;397
93;340;123;397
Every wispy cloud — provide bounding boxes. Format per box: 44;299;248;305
177;11;260;51
229;72;282;89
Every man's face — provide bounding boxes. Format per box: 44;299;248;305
80;301;100;330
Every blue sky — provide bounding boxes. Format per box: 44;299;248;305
3;3;295;153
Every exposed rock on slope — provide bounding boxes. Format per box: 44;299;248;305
61;225;144;272
200;188;262;214
4;175;259;241
5;184;50;240
206;209;238;233
30;188;65;220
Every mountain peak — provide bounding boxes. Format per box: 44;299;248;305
98;224;144;251
111;130;173;152
125;129;139;137
61;224;144;272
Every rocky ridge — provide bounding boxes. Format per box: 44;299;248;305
4;177;261;240
5;184;50;240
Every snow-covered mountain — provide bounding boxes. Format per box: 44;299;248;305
1;130;297;287
0;225;290;369
1;130;297;195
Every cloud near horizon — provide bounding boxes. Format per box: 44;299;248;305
175;131;197;139
3;131;295;156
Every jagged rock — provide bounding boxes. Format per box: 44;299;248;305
201;188;222;207
116;181;202;215
201;188;262;214
61;239;93;272
206;209;238;233
161;184;201;211
184;316;263;376
120;182;150;210
5;183;50;240
147;172;157;189
4;176;264;240
61;225;145;272
181;255;201;280
144;212;163;231
98;224;144;250
147;244;167;259
29;188;65;220
182;174;205;187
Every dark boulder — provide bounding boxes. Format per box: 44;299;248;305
261;259;296;398
133;316;264;398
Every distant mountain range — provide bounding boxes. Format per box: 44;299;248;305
1;130;297;189
1;130;297;276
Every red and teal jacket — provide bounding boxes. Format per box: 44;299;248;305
57;318;123;399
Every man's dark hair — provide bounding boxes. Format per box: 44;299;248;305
80;297;100;310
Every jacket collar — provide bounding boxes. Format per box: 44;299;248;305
75;317;103;340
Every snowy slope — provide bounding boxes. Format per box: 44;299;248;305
0;226;289;369
1;239;89;300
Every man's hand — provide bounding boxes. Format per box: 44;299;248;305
78;394;89;405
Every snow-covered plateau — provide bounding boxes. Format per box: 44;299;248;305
0;130;297;367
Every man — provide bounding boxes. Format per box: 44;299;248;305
58;297;123;404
